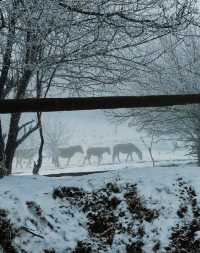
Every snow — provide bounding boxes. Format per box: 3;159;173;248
12;110;193;176
1;165;200;252
2;111;198;252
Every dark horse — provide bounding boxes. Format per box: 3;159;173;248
83;147;111;165
58;145;84;166
112;143;142;163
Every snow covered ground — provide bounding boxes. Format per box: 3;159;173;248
1;110;197;252
1;165;200;252
12;110;194;175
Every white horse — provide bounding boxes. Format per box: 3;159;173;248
15;148;37;167
112;143;142;163
84;147;111;165
58;145;84;166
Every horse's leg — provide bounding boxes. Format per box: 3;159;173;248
126;153;129;162
55;156;60;168
98;154;103;165
52;157;56;167
52;154;59;167
112;154;115;163
21;158;24;168
20;158;23;168
100;154;103;164
84;154;91;165
130;152;134;161
117;152;121;163
82;156;87;166
88;155;92;165
16;157;19;168
27;158;31;167
97;155;100;165
67;156;71;166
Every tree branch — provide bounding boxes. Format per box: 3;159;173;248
16;124;39;147
18;120;35;132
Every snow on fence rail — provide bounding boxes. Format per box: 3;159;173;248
1;94;200;113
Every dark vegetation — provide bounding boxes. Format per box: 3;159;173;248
53;180;200;253
0;209;17;253
2;178;200;252
165;178;200;253
53;182;159;252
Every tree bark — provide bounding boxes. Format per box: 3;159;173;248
0;120;6;177
5;113;21;174
0;12;15;98
196;138;200;166
32;113;44;175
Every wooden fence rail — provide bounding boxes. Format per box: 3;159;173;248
0;94;200;113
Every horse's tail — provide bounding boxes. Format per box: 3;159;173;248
133;145;142;160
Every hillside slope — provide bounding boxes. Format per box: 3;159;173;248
0;166;200;252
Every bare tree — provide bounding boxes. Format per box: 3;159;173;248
140;132;157;167
109;26;200;164
0;0;195;175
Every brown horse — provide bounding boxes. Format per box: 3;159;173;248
58;145;84;166
83;146;111;165
112;143;142;163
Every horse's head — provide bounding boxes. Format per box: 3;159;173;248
77;146;84;154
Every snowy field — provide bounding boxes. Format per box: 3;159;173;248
1;165;200;252
12;110;194;176
1;110;197;252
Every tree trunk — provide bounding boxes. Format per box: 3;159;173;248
0;120;7;177
197;144;200;167
0;120;5;161
33;113;44;175
5;113;21;174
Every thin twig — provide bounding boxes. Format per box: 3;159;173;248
20;226;44;239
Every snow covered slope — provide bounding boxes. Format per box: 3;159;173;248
1;165;200;252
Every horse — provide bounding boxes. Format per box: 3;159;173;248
15;148;37;167
58;145;84;166
83;147;111;165
112;143;142;163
